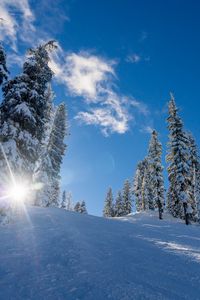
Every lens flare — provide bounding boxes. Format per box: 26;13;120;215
9;183;28;202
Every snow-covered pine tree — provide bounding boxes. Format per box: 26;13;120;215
166;93;191;224
0;42;9;86
133;161;144;212
141;159;150;211
148;130;165;219
74;201;81;213
195;169;200;222
50;179;60;207
122;179;132;215
61;190;67;209
47;103;67;206
115;190;124;216
103;187;114;217
34;102;67;207
80;201;88;214
61;191;74;210
186;133;199;221
0;41;56;183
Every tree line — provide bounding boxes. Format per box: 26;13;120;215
103;94;200;225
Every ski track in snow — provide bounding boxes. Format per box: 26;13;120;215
0;207;200;300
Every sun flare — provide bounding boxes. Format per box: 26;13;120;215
9;183;29;203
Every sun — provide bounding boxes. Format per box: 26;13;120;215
9;183;28;203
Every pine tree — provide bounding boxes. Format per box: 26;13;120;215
0;41;56;183
187;133;199;221
61;191;74;211
34;102;67;207
0;41;56;220
122;179;132;215
103;187;114;217
61;190;67;209
148;130;165;219
195;169;200;222
166;93;191;224
141;159;150;211
133;161;144;212
80;201;88;214
115;191;124;216
74;201;81;212
0;42;9;86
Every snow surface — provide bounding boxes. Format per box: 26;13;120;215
0;207;200;299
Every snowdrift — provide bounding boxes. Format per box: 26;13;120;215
0;207;200;299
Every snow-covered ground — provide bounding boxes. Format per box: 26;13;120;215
0;207;200;300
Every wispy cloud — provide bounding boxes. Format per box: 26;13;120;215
130;99;149;116
0;0;35;50
140;125;153;134
75;92;131;136
50;46;150;136
0;1;69;52
126;53;141;64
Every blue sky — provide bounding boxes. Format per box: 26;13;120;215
1;0;200;215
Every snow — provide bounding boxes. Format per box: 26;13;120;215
0;207;200;299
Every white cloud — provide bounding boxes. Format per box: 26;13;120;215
140;125;153;134
76;91;130;136
130;99;149;115
49;46;149;136
49;49;115;101
0;0;35;50
64;53;115;100
126;53;141;63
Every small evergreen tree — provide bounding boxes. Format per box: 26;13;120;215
115;191;124;216
103;187;114;217
133;161;144;212
80;201;88;214
61;190;67;208
122;179;132;215
74;201;81;212
61;191;73;210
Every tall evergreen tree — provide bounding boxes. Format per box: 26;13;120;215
141;159;150;211
122;179;132;215
195;169;200;222
103;187;114;217
0;42;9;86
115;190;124;216
166;94;191;224
134;158;150;212
187;133;199;221
34;102;67;207
0;41;56;183
133;161;144;212
148;130;165;219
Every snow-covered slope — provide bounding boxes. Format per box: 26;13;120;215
1;208;200;300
